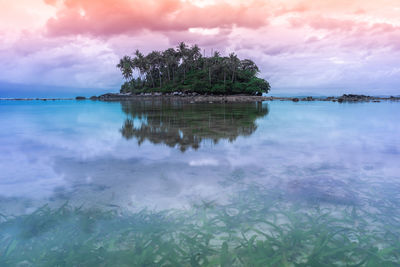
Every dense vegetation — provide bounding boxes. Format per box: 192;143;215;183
117;42;271;95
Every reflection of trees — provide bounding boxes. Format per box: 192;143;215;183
120;100;269;152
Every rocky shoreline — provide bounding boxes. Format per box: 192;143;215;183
2;93;400;103
92;93;400;103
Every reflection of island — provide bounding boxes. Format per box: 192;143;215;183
120;100;269;151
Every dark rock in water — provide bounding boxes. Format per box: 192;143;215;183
337;98;344;103
292;98;299;102
76;96;86;100
287;177;357;205
98;93;131;100
339;94;373;102
89;96;98;100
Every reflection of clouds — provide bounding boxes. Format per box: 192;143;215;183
0;139;66;199
1;101;400;213
50;157;235;210
189;158;219;166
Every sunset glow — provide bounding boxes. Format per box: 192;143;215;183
1;0;400;96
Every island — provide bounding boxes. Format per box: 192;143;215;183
116;42;271;96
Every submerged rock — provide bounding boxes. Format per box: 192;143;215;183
75;96;86;100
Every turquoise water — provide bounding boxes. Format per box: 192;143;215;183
0;99;400;266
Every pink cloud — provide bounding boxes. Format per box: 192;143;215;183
1;0;400;95
44;0;270;37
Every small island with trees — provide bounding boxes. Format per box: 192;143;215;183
116;42;271;97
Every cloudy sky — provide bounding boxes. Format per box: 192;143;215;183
1;0;400;97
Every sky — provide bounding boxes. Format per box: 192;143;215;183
1;0;400;97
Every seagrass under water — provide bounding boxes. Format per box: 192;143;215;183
0;99;399;266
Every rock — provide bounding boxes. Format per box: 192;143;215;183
75;96;86;100
337;98;344;103
292;98;299;102
89;96;98;100
98;93;129;100
339;94;374;102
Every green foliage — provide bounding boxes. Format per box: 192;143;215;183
117;42;271;95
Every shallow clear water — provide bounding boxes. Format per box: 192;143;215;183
1;99;400;266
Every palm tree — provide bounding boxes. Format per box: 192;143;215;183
163;48;178;82
188;44;202;70
207;51;221;85
147;51;164;88
155;51;164;88
228;53;240;83
144;53;156;88
222;57;230;88
116;56;133;81
133;50;146;80
177;42;189;82
240;59;259;75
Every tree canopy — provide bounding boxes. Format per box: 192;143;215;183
117;42;271;95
